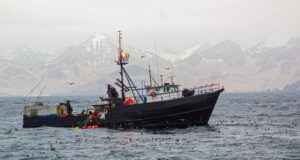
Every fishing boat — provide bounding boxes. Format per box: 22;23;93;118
23;31;224;128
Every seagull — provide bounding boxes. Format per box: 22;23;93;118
165;67;170;70
68;82;74;85
140;56;145;59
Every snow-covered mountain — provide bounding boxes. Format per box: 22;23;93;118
180;40;247;65
282;80;300;92
173;41;255;90
158;44;211;63
0;58;38;95
0;34;299;96
249;38;300;90
173;38;300;91
40;33;173;95
11;45;54;72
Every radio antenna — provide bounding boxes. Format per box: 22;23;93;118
154;39;160;83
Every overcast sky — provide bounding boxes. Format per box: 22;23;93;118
0;0;299;55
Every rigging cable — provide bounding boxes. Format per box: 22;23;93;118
23;78;44;102
37;84;47;102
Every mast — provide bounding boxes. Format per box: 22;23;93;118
148;64;153;87
168;75;176;85
118;31;125;102
154;40;160;83
115;31;144;103
160;75;164;86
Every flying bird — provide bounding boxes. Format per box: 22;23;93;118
140;56;145;59
68;82;74;85
165;67;170;70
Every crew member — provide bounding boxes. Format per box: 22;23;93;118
62;100;73;115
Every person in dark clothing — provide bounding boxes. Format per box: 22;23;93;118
80;109;85;116
65;100;73;115
107;84;119;99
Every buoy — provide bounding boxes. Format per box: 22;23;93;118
125;98;134;105
81;126;86;129
88;125;92;129
150;92;157;97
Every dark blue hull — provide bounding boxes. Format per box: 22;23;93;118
102;89;223;128
23;115;87;128
23;89;223;128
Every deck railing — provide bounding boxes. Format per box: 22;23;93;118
193;83;223;95
133;83;223;103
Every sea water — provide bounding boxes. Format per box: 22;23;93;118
0;93;299;160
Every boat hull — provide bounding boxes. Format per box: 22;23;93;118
102;89;223;128
23;115;87;128
23;89;223;128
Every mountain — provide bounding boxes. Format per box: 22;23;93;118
282;80;300;92
40;33;173;95
11;45;54;72
159;44;211;63
1;34;300;95
174;38;300;91
174;40;257;90
177;40;248;68
248;37;300;90
0;58;38;95
251;38;300;74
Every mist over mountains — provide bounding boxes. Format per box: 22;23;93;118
0;33;299;96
